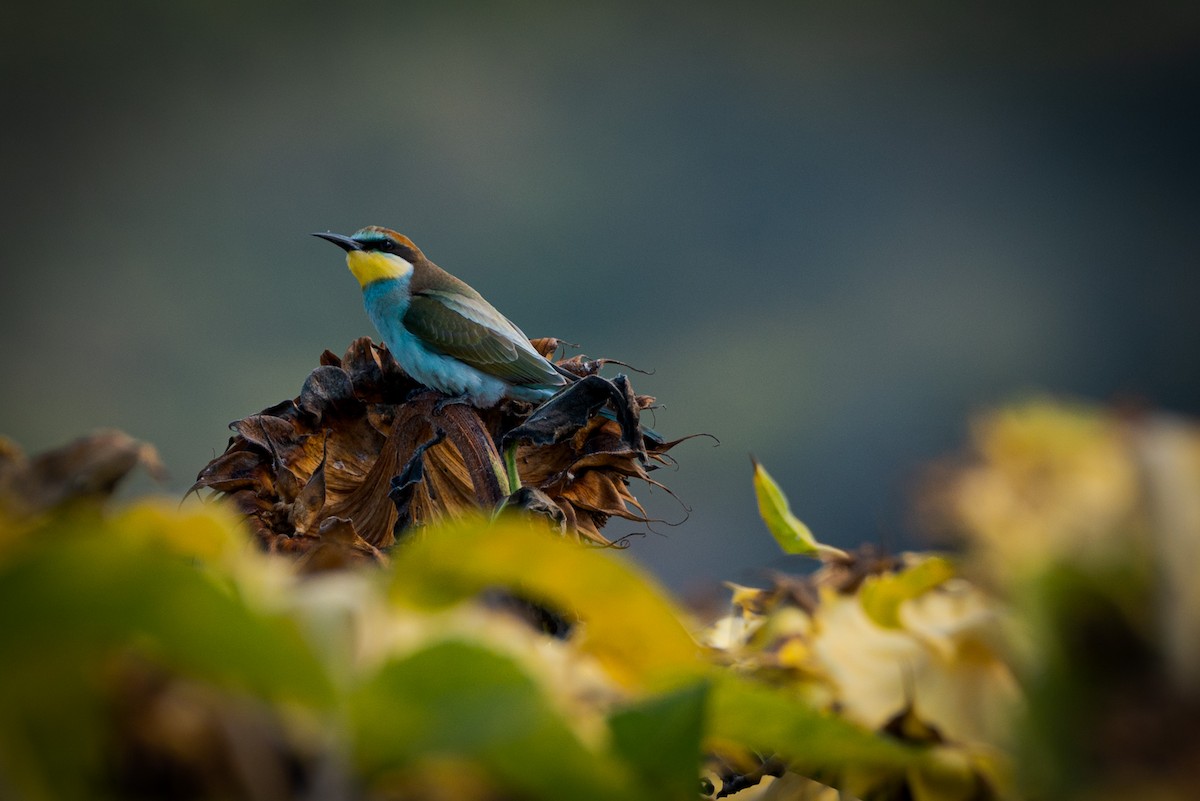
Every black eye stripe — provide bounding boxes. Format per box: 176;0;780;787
359;238;413;260
386;242;415;260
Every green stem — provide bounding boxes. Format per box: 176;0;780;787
503;441;521;495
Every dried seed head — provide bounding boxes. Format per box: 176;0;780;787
190;338;684;566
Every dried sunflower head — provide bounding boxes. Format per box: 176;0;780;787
190;337;681;567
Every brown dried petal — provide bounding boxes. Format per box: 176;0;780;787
230;415;297;456
528;337;562;359
344;339;416;404
556;470;641;520
288;454;327;536
556;354;602;377
190;450;272;495
320;418;387;500
227;489;274;518
295;516;387;573
324;398;449;547
435;403;506;508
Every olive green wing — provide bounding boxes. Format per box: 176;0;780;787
403;290;565;388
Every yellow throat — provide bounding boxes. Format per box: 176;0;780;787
346;250;414;288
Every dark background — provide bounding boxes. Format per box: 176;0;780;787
3;2;1197;593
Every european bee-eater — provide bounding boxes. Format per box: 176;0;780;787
313;226;570;408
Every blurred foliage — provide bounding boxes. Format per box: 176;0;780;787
2;397;1200;799
0;433;929;801
925;400;1200;800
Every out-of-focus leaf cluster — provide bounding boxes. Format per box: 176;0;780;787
702;463;1017;801
4;397;1199;800
0;432;929;801
923;400;1200;801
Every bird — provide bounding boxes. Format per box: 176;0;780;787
313;226;571;408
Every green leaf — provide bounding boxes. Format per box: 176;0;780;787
0;646;107;801
859;557;956;629
350;639;646;801
707;673;923;776
609;680;709;801
752;458;848;560
0;522;334;708
0;508;336;801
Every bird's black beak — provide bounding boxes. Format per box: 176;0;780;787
311;231;363;252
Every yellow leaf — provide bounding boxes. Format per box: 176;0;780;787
112;500;245;564
387;514;702;687
859;557;956;630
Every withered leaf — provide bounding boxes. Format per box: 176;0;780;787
295;516;387;573
340;338;416;403
503;374;642;454
191;450;271;495
289;450;327;536
2;430;164;517
230;415;296;455
527;337;563;359
297;366;362;422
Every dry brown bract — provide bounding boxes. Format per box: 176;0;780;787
189;338;681;568
0;429;165;521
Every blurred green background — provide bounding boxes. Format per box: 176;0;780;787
3;2;1198;593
